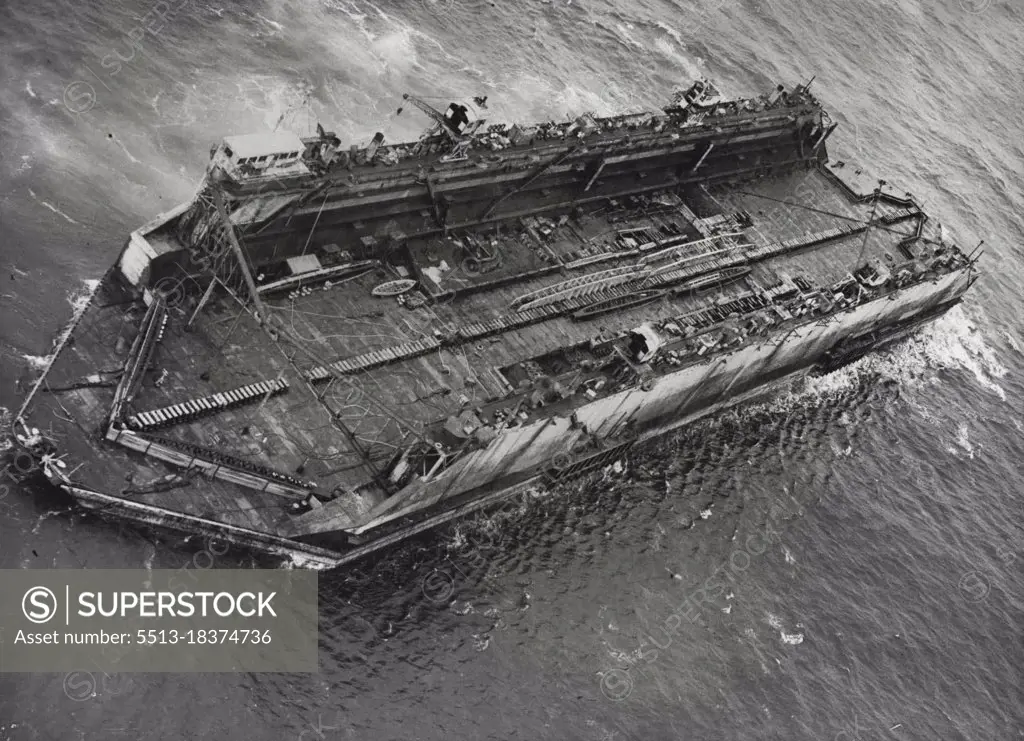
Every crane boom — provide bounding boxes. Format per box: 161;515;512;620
399;93;462;142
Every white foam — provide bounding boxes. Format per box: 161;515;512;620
68;280;98;313
21;279;103;376
747;304;1008;425
27;188;78;224
897;306;1007;400
108;137;142;165
650;22;706;81
370;28;418;73
255;13;285;31
949;422;976;458
767;613;804;644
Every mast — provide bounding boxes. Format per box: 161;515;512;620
852;179;886;274
207;180;435;484
211;183;267;322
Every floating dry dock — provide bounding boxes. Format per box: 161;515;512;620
12;79;979;568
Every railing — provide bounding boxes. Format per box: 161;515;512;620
108;296;166;427
105;426;314;499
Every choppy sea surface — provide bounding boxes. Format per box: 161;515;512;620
1;0;1022;738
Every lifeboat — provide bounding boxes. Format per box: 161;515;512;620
572;291;662;321
372;279;418;297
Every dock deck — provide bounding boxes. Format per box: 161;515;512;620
13;82;975;561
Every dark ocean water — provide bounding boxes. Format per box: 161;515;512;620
1;0;1022;738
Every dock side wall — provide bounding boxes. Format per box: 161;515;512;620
345;267;972;533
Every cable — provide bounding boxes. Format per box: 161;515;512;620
852;185;884;274
733;189;914;238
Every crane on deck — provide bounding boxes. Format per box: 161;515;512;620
396;93;480;148
397;94;462;143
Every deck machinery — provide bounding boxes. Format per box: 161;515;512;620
11;79;979;567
